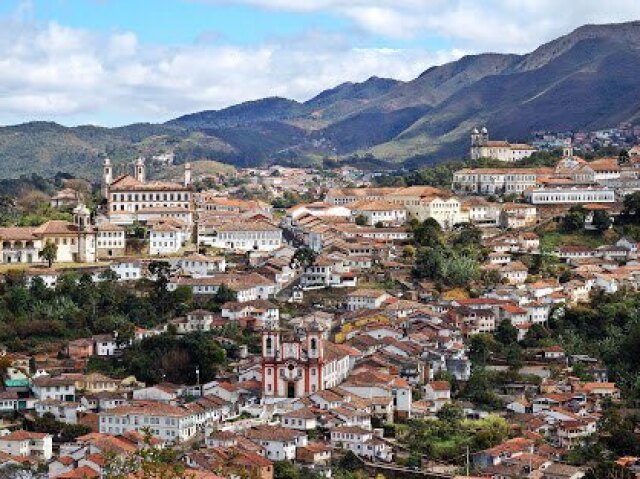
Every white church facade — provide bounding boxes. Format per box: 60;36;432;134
470;127;537;163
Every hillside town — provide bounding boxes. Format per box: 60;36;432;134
1;131;640;479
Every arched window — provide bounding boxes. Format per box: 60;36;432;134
266;337;272;350
310;338;317;350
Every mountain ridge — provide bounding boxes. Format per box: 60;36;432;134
0;21;639;179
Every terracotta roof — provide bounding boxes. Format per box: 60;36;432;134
109;175;189;191
57;466;100;478
0;430;50;441
245;426;305;442
348;288;389;299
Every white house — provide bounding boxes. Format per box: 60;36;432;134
281;408;318;431
423;381;451;412
31;376;76;402
346;289;391;311
244;426;308;461
350;200;407;227
330;426;392;462
149;222;185;255
0;431;53;461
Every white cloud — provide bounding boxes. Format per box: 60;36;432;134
199;0;640;51
1;0;640;125
0;12;459;125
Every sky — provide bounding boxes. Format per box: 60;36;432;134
0;0;639;126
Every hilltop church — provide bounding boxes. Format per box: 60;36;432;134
470;127;537;163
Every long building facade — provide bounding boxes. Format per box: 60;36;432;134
103;158;194;226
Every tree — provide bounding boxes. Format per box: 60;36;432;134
293;247;317;268
402;245;416;259
592;209;612;232
623;191;640;222
469;334;498;366
585;462;635;479
38;241;58;267
16;190;49;212
212;283;237;307
562;205;586;232
354;214;367;226
103;433;190;479
453;223;482;248
274;460;300;479
147;261;172;316
436;403;463;423
411;218;442;248
505;344;524;371
619;149;631;165
495;319;518;345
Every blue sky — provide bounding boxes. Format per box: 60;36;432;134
0;0;638;126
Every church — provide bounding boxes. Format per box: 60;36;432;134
103;157;194;227
470;127;537;163
261;322;358;400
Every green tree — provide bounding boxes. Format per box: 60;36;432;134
293;247;317;268
505;344;524;371
495;319;518;345
453;223;482;249
592;209;612;232
623;191;640;222
562;205;587;232
436;403;463;424
354;214;367;226
38;240;58;267
411;218;442;248
103;432;189;479
469;334;498;366
274;460;300;479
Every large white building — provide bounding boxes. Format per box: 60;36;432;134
349;200;407;227
470;127;537;162
524;185;616;204
98;402;205;442
103;157;194;227
453;168;553;196
325;186;465;229
198;219;283;252
95;222;126;258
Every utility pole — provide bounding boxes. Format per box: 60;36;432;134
466;445;470;476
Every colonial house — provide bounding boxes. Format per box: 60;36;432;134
149;222;186;255
349;200;407;227
346;289;392;311
0;431;53;461
197;219;283;253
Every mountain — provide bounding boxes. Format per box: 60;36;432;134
1;21;640;179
